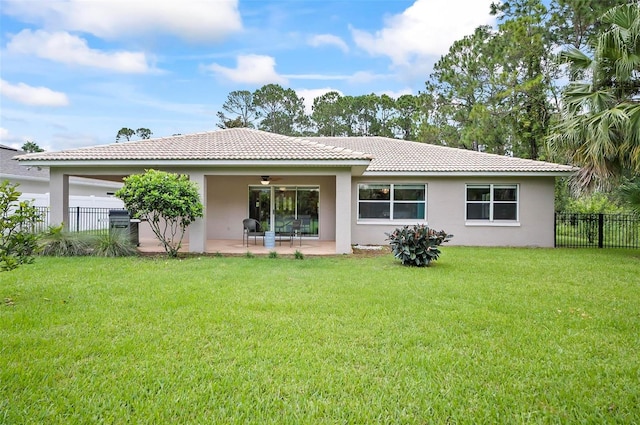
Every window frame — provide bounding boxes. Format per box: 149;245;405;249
357;183;427;223
465;184;519;224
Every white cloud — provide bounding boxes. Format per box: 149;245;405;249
7;30;151;74
206;55;287;85
308;34;349;53
0;79;70;106
7;30;153;73
351;0;495;67
377;88;414;99
2;0;242;42
296;88;344;114
0;127;13;144
0;127;28;148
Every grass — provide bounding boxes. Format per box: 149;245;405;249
1;247;639;424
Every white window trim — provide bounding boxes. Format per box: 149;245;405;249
357;183;427;223
465;183;519;226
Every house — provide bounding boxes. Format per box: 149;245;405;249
1;144;124;210
15;128;576;254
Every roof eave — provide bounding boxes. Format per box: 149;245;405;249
17;158;372;168
362;170;578;177
0;173;49;182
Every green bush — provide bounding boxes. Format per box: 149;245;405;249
0;180;42;271
115;169;203;258
386;225;452;267
565;191;624;214
39;226;92;257
91;231;138;257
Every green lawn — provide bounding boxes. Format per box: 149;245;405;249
2;248;639;424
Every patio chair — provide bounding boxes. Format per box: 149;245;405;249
243;218;264;246
290;219;302;247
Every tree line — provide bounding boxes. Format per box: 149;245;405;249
216;0;639;196
216;86;427;141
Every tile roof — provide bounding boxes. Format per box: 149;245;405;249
309;136;577;173
15;128;576;174
15;128;370;162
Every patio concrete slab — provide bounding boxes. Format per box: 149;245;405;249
137;238;340;256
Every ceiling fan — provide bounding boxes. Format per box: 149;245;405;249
260;175;283;185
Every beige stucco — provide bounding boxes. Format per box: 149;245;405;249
204;175;338;241
351;176;557;247
42;165;558;252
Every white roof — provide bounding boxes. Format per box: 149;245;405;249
16;128;577;175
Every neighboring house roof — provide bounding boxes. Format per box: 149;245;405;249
1;144;49;180
15;128;577;175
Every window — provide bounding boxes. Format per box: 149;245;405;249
358;184;426;220
466;184;518;221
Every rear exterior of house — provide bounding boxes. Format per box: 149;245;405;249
15;128;575;253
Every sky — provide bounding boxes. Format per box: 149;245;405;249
0;0;498;152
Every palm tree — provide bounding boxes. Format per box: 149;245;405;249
548;2;640;190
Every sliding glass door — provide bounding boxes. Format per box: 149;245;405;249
248;186;319;237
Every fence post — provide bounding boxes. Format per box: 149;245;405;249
554;212;557;248
598;213;604;248
76;206;80;233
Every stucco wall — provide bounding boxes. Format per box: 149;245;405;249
351;176;556;247
205;175;337;241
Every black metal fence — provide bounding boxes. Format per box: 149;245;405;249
555;212;640;248
33;206;126;234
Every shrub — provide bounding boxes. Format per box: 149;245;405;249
294;250;304;260
0;180;42;271
268;250;278;259
115;169;203;258
386;225;452;267
39;226;92;257
565;191;624;214
91;231;138;257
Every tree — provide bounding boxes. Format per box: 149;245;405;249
371;94;397;138
0;180;41;271
490;0;557;159
390;93;436;141
427;25;509;151
21;141;44;153
116;127;152;142
311;91;348;136
548;2;640;190
342;94;378;136
216;90;257;129
136;128;152;139
115;170;203;257
116;128;135;142
548;0;631;50
618;178;640;213
253;84;309;136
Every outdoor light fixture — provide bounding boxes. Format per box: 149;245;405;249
260;176;270;185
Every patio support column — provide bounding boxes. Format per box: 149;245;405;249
49;169;69;230
335;170;352;254
188;172;207;253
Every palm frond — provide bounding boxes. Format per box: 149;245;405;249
560;47;594;78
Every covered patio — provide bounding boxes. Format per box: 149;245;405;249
137;237;338;256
